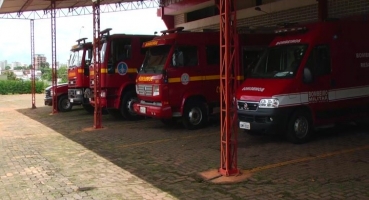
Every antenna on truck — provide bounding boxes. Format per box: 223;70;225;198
160;27;184;35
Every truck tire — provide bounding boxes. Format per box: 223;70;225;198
120;90;142;121
182;100;208;130
58;95;72;112
286;109;313;144
82;104;94;114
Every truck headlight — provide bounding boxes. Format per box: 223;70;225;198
153;85;159;96
259;98;279;108
136;85;139;94
50;90;54;96
76;90;82;95
100;90;106;98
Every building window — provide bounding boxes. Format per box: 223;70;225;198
186;6;219;23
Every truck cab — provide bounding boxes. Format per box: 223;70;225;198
236;19;369;143
86;28;154;120
133;27;274;129
67;38;93;113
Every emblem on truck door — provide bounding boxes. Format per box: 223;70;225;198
117;62;128;75
181;73;190;85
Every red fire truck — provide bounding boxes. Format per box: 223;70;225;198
133;27;274;129
236;19;369;143
67;38;94;113
86;28;154;120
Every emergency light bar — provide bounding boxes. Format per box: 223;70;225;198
76;38;88;45
160;27;184;35
100;28;112;37
274;27;308;34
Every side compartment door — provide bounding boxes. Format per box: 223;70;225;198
302;45;333;125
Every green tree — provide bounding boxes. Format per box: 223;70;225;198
5;66;10;70
4;71;17;80
58;66;68;83
42;68;52;81
40;62;50;74
14;66;23;70
28;65;33;69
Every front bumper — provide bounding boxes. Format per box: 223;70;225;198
237;107;293;135
68;89;84;104
133;102;172;119
44;97;52;106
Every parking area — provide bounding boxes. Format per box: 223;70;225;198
1;94;369;200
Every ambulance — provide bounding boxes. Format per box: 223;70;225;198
236;19;369;143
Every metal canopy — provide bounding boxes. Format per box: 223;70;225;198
0;0;159;19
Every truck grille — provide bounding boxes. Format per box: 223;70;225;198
237;101;259;111
137;84;152;96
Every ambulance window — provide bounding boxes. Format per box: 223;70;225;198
315;45;331;76
108;38;132;74
206;45;220;65
172;46;198;67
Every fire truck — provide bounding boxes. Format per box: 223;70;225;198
236;19;369;143
133;27;274;129
86;28;154;120
67;38;94;113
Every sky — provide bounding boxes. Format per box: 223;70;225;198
0;8;167;66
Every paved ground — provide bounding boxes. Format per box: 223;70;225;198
0;94;369;200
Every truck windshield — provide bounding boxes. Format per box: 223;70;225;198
140;45;171;73
68;49;83;68
249;44;308;78
90;42;106;64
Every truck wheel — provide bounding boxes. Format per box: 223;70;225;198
182;101;208;130
82;104;94;114
58;95;72;112
120;90;142;121
286;109;313;144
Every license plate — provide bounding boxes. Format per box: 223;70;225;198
139;106;146;114
70;99;73;103
239;121;250;130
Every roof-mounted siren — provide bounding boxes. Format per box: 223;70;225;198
76;38;88;45
100;28;112;37
160;27;184;35
274;23;308;34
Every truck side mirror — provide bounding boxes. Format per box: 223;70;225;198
303;68;313;83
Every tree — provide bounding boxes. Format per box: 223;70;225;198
14;66;23;70
28;64;33;69
5;66;10;70
4;71;17;80
42;68;52;81
58;66;68;83
40;62;50;74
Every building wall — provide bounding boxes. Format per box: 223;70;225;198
174;0;369;31
34;54;47;70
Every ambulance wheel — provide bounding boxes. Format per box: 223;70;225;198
286;109;312;144
182;101;208;130
58;95;72;112
82;104;94;114
121;90;142;121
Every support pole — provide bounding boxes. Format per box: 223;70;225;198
51;0;58;114
30;19;36;109
219;0;239;176
93;0;102;129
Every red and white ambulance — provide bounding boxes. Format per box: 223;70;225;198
236;19;369;143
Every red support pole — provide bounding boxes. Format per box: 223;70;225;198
30;19;36;109
219;0;239;176
51;0;58;114
93;1;102;129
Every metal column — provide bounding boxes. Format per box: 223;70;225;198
219;0;239;176
30;19;36;109
93;0;102;129
51;0;58;114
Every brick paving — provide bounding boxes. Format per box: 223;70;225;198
1;94;369;200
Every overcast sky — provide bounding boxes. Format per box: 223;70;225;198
0;8;167;66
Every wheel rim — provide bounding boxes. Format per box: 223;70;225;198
187;107;202;126
62;99;71;110
294;116;309;139
126;98;137;116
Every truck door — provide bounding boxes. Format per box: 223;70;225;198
166;45;201;112
302;45;333;125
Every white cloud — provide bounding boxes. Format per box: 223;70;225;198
0;8;167;65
